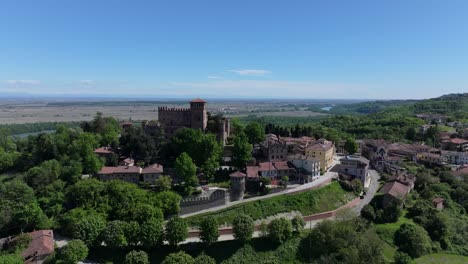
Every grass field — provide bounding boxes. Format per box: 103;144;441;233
186;181;354;226
365;211;414;261
229;110;329;118
415;253;468;264
372;211;414;245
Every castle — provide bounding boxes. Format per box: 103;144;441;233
156;98;231;145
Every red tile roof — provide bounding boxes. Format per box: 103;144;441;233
447;138;468;144
190;98;206;103
114;166;142;174
142;163;164;174
380;181;409;199
94;147;115;154
98;166;116;174
306;139;333;151
273;161;290;171
433;197;445;204
20;230;54;262
258;162;274;172
230;171;246;178
246;166;259;178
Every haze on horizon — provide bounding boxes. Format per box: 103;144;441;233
1;0;468;100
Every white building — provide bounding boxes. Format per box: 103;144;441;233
442;151;468;165
288;154;320;182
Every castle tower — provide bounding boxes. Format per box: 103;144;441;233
190;98;207;131
230;171;246;201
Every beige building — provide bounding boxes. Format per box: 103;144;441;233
97;166;141;184
142;163;164;183
305;139;335;171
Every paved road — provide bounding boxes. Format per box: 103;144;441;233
181;163;339;218
182;169;381;244
353;169;380;214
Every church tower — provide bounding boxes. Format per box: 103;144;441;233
190;98;207;131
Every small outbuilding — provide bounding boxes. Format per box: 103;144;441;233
433;197;445;210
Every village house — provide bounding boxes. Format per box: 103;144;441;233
337;155;370;186
388;171;416;191
97;166;141;184
452;166;468;179
416;152;446;166
379;181;410;208
259;134;314;161
287;154;320;182
261;141;288;161
0;230;55;264
93;146;115;158
97;163;165;184
442;138;468;151
141;163;164;183
305;138;335;171
442;151;468;165
119;157;135;166
433;197;445;210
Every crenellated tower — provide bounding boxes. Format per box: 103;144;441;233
190;98;207;131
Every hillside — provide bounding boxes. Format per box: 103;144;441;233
328;93;468;119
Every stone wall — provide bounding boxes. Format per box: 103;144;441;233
180;189;229;215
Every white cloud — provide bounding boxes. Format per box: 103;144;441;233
5;80;40;85
228;69;271;76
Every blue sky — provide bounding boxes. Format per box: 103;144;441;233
1;0;467;99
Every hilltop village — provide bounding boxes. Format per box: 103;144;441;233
1;96;468;263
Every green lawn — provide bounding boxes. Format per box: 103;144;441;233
372;211;414;245
186;181;354;227
415;253;468;264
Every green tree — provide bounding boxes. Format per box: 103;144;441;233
394;223;432;258
245;122;265;144
291;215;305;233
165;216;188;246
361;204;376;222
151;191;181;217
394;251;412;264
4;233;31;253
161;251;195;264
382;201;402;223
232;214;254;242
199;216;219;245
194;254;216;264
25;159;62;191
72;215;106;246
267;218;293;244
175;152;198;193
119;126;159;164
344;138;358;154
171;128;222;180
140;218;164;248
58;239;88;264
124;250;149;264
68;133;103;174
298;220;384;263
101;220;128;249
231;133;252;170
154;175;172;192
125;221;141;246
0;254;24;264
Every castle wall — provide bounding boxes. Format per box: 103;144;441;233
179;189;228;214
158;107;192;136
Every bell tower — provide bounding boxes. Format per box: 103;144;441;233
190;98;207;131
